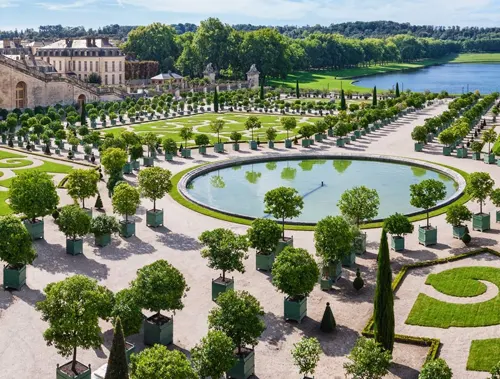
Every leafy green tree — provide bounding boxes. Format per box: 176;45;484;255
111;288;143;337
179;126;193;150
36;275;113;374
138;167;172;212
314;215;354;264
344;337;392;379
409;179;447;228
142;132;158;157
131;259;188;317
230;131;242;143
333;121;350;138
271;247;319;300
208;290;265;355
490;361;500;379
104;317;129;379
467;172;494;214
280;116;297;140
199;228;249;281
445;204;472;227
482;128;497;153
266;127;278;142
412;126;428;144
162;137;177;154
130;345;196;379
245;115;262;142
101;148;127;177
191;330;236;379
419;358;453;379
264;187;304;239
247;218;282;255
210;119;225;143
57;205;91;241
383;213;414;237
0;215;36;268
112;183;140;223
373;229;395;352
291;337;322;377
338;186;380;227
194;134;210;147
66;169;99;209
8;171;59;223
122;23;179;71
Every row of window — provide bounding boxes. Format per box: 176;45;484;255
39;49;122;57
50;58;123;73
77;73;122;85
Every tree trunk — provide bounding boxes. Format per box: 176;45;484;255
222;270;225;282
282;216;285;240
82;198;85;209
153;199;156;212
71;346;77;373
427;211;430;228
480;201;483;214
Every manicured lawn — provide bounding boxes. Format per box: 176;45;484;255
467;338;500;372
0;191;10;215
0;159;33;168
0;149;24;160
101;127;127;137
406;266;500;328
13;160;73;175
450;53;500;64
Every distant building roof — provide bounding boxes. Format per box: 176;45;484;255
39;38;118;49
151;71;184;80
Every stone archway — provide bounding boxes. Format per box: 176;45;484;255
77;94;86;111
15;82;27;109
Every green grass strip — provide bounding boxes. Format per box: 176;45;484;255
0;191;10;215
169;159;469;231
0;159;33;168
0;149;24;160
467;338;500;372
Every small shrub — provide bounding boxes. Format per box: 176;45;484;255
353;268;365;291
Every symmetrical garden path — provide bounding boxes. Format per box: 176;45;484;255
2;100;500;378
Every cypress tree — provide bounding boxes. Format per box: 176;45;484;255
105;317;129;379
372;86;377;106
340;89;347;111
373;229;395;352
214;88;219;113
260;76;265;100
94;193;103;210
320;302;336;332
80;101;86;126
395;82;400;98
296;79;300;98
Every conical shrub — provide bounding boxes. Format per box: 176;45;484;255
353;268;364;291
104;317;129;379
320;302;336;332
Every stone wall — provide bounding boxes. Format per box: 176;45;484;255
0;61;99;109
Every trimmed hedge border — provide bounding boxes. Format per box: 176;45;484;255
0;146;94;168
362;248;500;365
170;156;470;231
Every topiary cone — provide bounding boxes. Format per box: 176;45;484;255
105;317;129;379
95;193;103;210
320;302;336;332
353;268;364;291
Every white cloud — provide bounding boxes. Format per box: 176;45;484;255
37;0;96;11
0;0;16;8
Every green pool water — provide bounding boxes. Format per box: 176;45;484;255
186;159;458;223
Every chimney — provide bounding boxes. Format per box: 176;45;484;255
86;37;92;47
13;37;21;47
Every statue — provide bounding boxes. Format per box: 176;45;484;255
246;64;260;89
203;63;216;83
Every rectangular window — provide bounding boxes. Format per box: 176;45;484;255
119;61;122;71
112;61;115;72
105;62;108;72
58;61;61;71
78;61;81;71
84;61;87;72
90;61;93;72
84;74;87;81
73;61;76;71
78;74;81;80
105;75;108;85
119;74;122;84
112;74;115;85
96;62;99;72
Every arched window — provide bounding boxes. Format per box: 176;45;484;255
15;82;27;108
77;94;86;109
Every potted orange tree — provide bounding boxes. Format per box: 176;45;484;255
467;172;494;232
57;205;91;255
247;218;282;272
383;213;414;251
112;182;141;238
138;167;172;228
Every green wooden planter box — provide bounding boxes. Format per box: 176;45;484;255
233;143;240;151
276;236;293;255
56;362;91;379
143;156;154;167
361;129;367;135
354;130;361;138
146;209;163;227
1;135;6;144
131;160;140;169
353;233;367;256
165;153;174;161
344;137;351;145
3;265;26;290
249;141;258;150
472;213;490;232
391;236;405;251
370;126;376;132
226;350;255;379
328;129;334;137
418;226;437;246
122;162;132;174
314;133;322;142
414;143;423;152
472;152;481;160
285;139;292;148
320;277;333;290
95;233;111;247
24;219;44;240
181;149;191;158
143;315;173;346
443;146;452;156
17;141;23;147
66;239;83;255
71;145;78;152
456;147;468;158
256;252;275;271
336;138;345;147
214;142;224;153
485;153;496;164
350;134;357;141
55;148;61;154
284;296;307;323
497;210;500;223
268;141;275;148
452;225;466;239
326;261;342;282
119;221;135;238
342;251;356;267
125;342;135;364
212;278;234;301
301;139;310;147
198;146;207;154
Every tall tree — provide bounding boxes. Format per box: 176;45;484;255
213;88;219;113
296;80;300;98
372;86;377;106
105;317;129;379
260;77;265;100
373;229;395;352
395;82;400;97
80;101;86;126
340;89;347;111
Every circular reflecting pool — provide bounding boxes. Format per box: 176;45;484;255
185;158;460;224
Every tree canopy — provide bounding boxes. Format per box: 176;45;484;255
66;169;99;209
0;215;36;267
264;187;304;238
138;167;172;211
338;186;380;226
130;345;196;379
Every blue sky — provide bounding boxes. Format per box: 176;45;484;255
1;0;499;31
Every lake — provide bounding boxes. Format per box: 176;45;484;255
355;63;500;94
